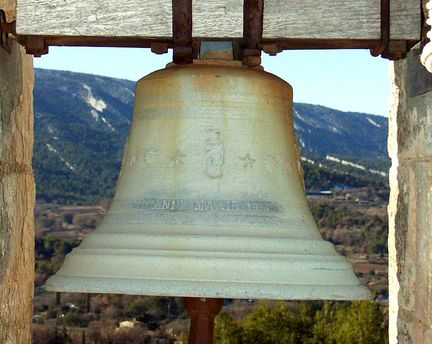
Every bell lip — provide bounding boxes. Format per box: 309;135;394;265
44;237;370;301
44;276;372;301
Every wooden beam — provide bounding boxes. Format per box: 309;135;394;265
16;0;173;38
193;0;243;38
263;0;420;40
15;0;420;41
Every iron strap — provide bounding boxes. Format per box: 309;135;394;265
172;0;193;64
370;0;390;57
243;0;264;66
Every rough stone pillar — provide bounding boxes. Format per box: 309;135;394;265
388;45;432;343
0;36;35;343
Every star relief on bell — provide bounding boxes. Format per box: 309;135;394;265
170;151;186;166
239;153;256;168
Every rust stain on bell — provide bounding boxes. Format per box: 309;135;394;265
45;60;371;300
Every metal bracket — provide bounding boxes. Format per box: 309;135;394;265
150;42;169;55
370;0;390;57
382;40;410;60
23;36;48;57
262;43;283;56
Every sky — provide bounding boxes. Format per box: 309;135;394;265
34;47;390;117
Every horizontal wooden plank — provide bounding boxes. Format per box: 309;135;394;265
16;0;172;38
15;0;420;41
390;0;422;40
263;0;420;40
193;0;243;38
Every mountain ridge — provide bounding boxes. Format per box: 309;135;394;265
33;68;388;204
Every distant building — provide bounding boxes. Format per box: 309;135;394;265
119;319;142;329
306;190;333;198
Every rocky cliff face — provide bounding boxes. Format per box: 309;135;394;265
293;103;387;164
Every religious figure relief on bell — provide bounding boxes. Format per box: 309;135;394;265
143;148;157;163
205;127;224;178
171;151;186;167
239;153;256;169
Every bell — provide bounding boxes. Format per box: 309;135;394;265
45;59;371;300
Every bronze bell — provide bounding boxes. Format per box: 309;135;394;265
45;59;371;300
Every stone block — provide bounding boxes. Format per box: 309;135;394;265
389;46;432;342
390;160;432;344
390;47;432;162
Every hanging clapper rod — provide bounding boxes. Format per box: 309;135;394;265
183;298;224;344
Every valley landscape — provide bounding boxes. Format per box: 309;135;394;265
32;69;390;343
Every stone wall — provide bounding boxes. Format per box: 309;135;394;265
388;45;432;343
0;37;35;343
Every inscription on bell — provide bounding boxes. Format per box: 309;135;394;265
193;200;238;211
131;199;280;213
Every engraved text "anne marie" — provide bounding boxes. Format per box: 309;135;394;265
193;200;239;211
132;199;278;213
150;200;239;212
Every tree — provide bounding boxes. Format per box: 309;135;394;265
214;312;242;344
214;301;387;344
313;301;388;344
241;302;314;344
215;302;315;344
